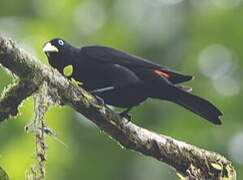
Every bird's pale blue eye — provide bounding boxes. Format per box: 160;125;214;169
58;40;64;46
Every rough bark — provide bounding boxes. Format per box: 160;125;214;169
0;36;236;180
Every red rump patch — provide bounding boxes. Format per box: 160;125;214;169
153;70;170;78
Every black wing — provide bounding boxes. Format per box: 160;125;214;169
81;46;193;84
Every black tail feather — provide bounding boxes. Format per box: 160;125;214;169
163;70;194;84
156;86;222;125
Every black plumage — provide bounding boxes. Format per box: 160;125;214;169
43;38;222;124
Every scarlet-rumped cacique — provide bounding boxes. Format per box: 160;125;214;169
43;38;222;125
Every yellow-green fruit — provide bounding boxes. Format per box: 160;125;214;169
63;65;73;77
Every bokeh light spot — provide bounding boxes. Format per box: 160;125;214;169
198;44;234;79
73;1;106;35
144;0;184;6
114;0;184;43
211;0;242;9
212;76;241;96
157;0;184;5
198;44;241;96
228;132;243;164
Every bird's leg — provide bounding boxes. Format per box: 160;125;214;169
119;106;133;121
90;86;115;95
90;86;133;120
94;95;105;107
89;86;115;108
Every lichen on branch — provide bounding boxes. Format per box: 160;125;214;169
25;82;56;180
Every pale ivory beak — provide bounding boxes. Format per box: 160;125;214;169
43;42;59;53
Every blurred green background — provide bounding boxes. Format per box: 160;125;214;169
0;0;243;179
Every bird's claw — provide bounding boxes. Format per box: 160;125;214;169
95;95;105;106
119;112;132;121
90;95;104;109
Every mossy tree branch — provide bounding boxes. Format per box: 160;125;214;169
0;36;236;179
0;166;9;180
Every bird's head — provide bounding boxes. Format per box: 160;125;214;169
43;38;75;68
43;38;70;55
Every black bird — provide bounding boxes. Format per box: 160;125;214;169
43;38;222;125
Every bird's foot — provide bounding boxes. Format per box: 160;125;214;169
94;95;105;107
70;78;83;86
90;95;104;109
119;111;132;121
83;91;104;109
